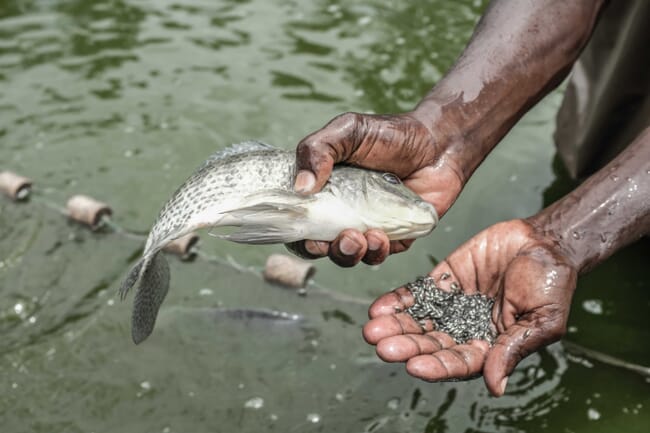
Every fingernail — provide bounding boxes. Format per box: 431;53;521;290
294;170;316;194
339;237;360;256
305;240;328;256
367;236;381;251
499;377;508;395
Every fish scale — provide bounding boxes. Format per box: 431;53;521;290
120;141;438;344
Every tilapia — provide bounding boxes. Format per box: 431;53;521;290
119;141;438;344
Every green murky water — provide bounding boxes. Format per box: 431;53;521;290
0;1;648;432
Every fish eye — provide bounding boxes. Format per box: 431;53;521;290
382;173;401;185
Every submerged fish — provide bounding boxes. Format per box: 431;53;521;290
119;141;438;344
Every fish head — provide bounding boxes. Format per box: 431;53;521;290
348;170;438;239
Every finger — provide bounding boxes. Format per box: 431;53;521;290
328;229;367;267
368;286;415;318
362;229;390;265
483;317;564;396
284;240;329;260
362;313;433;345
375;331;456;362
294;112;361;194
405;340;490;381
304;240;329;257
389;239;414;255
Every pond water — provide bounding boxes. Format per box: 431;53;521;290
0;0;648;432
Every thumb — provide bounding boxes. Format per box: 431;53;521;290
483;315;564;396
294;112;362;194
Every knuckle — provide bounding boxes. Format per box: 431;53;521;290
332;111;361;127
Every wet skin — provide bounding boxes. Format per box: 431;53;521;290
292;0;606;266
287;0;650;395
363;131;650;396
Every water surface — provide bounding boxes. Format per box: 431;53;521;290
1;1;648;432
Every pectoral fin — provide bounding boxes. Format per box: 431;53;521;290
218;224;305;244
212;194;311;244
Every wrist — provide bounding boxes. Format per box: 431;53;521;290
525;211;585;273
526;128;650;275
410;96;495;187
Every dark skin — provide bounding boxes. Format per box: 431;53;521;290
286;0;650;395
292;0;606;266
364;130;650;396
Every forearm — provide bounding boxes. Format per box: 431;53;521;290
413;0;605;182
528;128;650;274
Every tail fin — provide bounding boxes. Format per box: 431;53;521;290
119;253;170;344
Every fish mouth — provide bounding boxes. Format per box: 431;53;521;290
417;201;439;222
368;201;438;240
412;201;438;236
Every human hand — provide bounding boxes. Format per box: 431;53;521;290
289;111;465;267
362;219;577;396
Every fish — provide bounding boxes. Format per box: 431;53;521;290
119;140;438;344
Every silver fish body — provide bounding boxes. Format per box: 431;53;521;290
120;141;438;344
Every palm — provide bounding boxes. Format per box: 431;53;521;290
362;220;577;396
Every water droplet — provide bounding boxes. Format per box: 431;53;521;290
140;381;151;390
326;4;340;13
270;414;278;421
610;174;619;181
572;231;581;240
13;303;24;315
199;288;213;296
335;393;345;402
357;16;371;26
587;408;601;420
306;413;321;423
244;397;264;409
582;299;603;315
387;397;400;410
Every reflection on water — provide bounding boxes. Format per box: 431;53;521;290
0;0;648;432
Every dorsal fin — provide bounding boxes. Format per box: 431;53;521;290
203;140;275;166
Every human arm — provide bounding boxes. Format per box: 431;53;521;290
362;127;650;396
291;0;607;266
